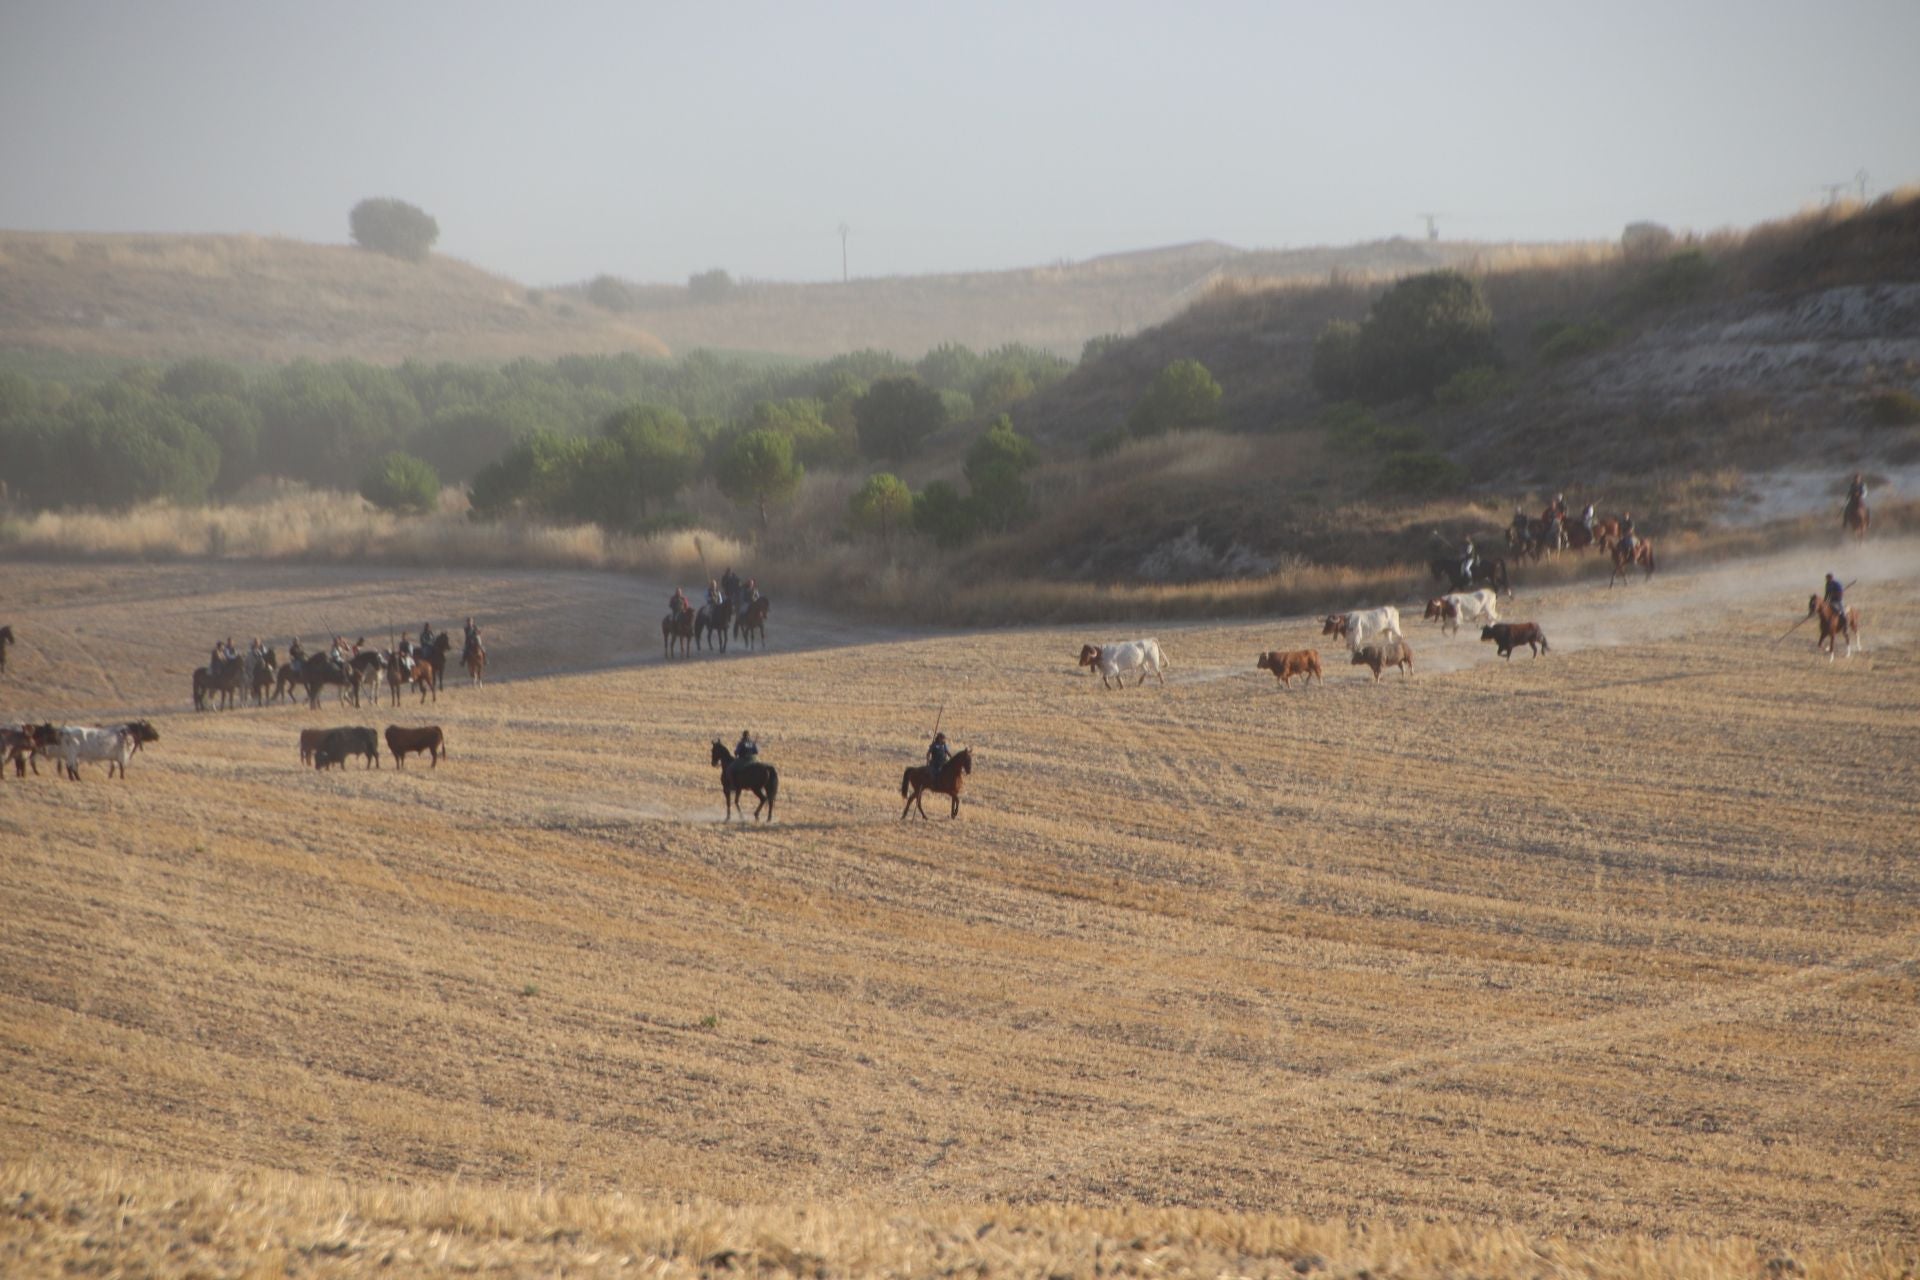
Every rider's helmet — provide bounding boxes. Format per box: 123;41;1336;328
933;732;948;745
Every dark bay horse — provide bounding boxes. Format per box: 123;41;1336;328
1608;537;1656;587
1844;495;1869;542
302;657;358;710
711;740;778;822
247;648;278;707
193;656;246;711
695;599;735;652
663;609;694;659
734;596;770;650
1808;595;1863;660
901;746;973;820
1429;556;1513;598
0;625;13;677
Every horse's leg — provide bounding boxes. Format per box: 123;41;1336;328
901;788;915;821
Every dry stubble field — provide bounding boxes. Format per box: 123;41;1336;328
1;544;1916;1276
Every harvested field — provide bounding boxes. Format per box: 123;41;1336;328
1;542;1916;1274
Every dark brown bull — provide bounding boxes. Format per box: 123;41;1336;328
1480;622;1549;659
385;725;446;768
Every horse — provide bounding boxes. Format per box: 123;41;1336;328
662;608;694;659
695;600;735;652
901;746;973;820
710;740;778;822
0;625;13;678
734;596;770;650
347;649;387;696
301;657;358;710
418;632;452;688
193;656;246;711
1608;537;1656;587
247;648;279;707
1429;555;1512;598
1590;518;1621;554
1562;521;1595;553
1808;595;1863;661
1844;495;1869;542
462;638;486;686
404;653;439;703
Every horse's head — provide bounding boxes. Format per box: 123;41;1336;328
1077;644;1100;667
710;739;728;766
1808;594;1823;617
952;747;973;773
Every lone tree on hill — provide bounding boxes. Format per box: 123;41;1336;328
350;198;440;262
717;429;804;538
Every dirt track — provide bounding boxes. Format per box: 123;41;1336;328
1;542;1916;1247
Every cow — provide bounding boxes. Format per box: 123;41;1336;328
385;725;446;768
56;722;160;780
1255;649;1322;689
1322;606;1403;652
1078;639;1168;689
314;726;379;770
1480;622;1549;659
1350;635;1414;682
298;727;327;765
2;723;59;778
1424;589;1499;636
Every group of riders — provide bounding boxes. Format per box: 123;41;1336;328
667;566;762;623
1492;493;1639;569
207;618;485;686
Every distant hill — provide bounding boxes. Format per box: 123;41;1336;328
564;237;1520;359
0;232;668;367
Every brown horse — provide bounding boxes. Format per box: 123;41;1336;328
1608;537;1655;587
662;609;694;659
1844;496;1869;542
901;746;973;820
1808;595;1863;661
1590;518;1621;553
734;596;770;650
406;657;438;703
463;642;486;686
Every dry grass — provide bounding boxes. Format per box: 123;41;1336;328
5;1159;1913;1279
0;542;1916;1277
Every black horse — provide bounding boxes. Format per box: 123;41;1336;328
193;655;247;711
247;648;279;707
301;656;357;710
695;599;735;652
0;625;13;678
710;740;778;822
1429;555;1513;598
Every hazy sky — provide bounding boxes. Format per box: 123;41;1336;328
4;1;1916;286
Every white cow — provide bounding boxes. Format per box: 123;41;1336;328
1436;589;1499;636
1321;606;1403;652
1078;639;1168;689
57;721;159;780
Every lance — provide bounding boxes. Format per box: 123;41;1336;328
931;700;945;740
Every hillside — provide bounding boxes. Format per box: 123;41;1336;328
569;238;1512;360
0;549;1916;1273
990;193;1920;582
0;232;668;366
0;229;1512;369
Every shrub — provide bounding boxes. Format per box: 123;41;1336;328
912;480;978;548
586;275;633;312
1867;388;1920;426
1378;450;1466;495
848;472;914;539
963;416;1038;531
1636;248;1714;308
600;404;702;521
855;377;948;461
688;268;736;303
1080;333;1125;365
716;429;802;535
937;388;975;424
1353;271;1499;402
1311;321;1363;401
359;451;440;514
1621;221;1677;263
916;343;981;394
1129;358;1222;437
348;198;439;262
1433;365;1513;408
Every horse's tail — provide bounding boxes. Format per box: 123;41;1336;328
901;767;913;798
765;766;778;806
1539;629;1550;653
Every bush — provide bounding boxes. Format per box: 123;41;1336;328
1636;249;1714;308
1311;321;1363;401
1377;450;1467;495
1129;358;1222;437
937;388;976;424
716;429;802;535
1433;365;1513;408
848;472;914;539
1352;271;1499;402
348;198;439;262
916;343;981;394
586;274;634;312
963;416;1038;531
688;269;736;303
1867;388;1920;426
912;480;978;548
359;451;440;513
855;377;948;461
1621;221;1677;263
1080;333;1125;365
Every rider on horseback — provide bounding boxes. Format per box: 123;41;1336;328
707;578;725;609
1581;502;1596;536
745;578;761;604
927;732;951;782
463;616;482;660
731;730;759;782
1460;536;1477;584
721;567;741;602
419;622;434;649
396;637;414;673
1824;573;1846;617
1848;472;1867;508
670;587;690;618
1619;512;1637;559
287;638;306;674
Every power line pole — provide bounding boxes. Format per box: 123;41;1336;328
1418;212;1440;241
1856;169;1870;204
837;222;850;283
1819;182;1848;207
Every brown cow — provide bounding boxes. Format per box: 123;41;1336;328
1480;622;1549;659
1350;636;1414;682
298;727;326;765
1256;649;1322;688
386;724;446;768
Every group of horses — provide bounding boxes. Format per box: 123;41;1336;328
663;595;771;660
191;631;479;712
1486;500;1656;590
705;736;974;824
